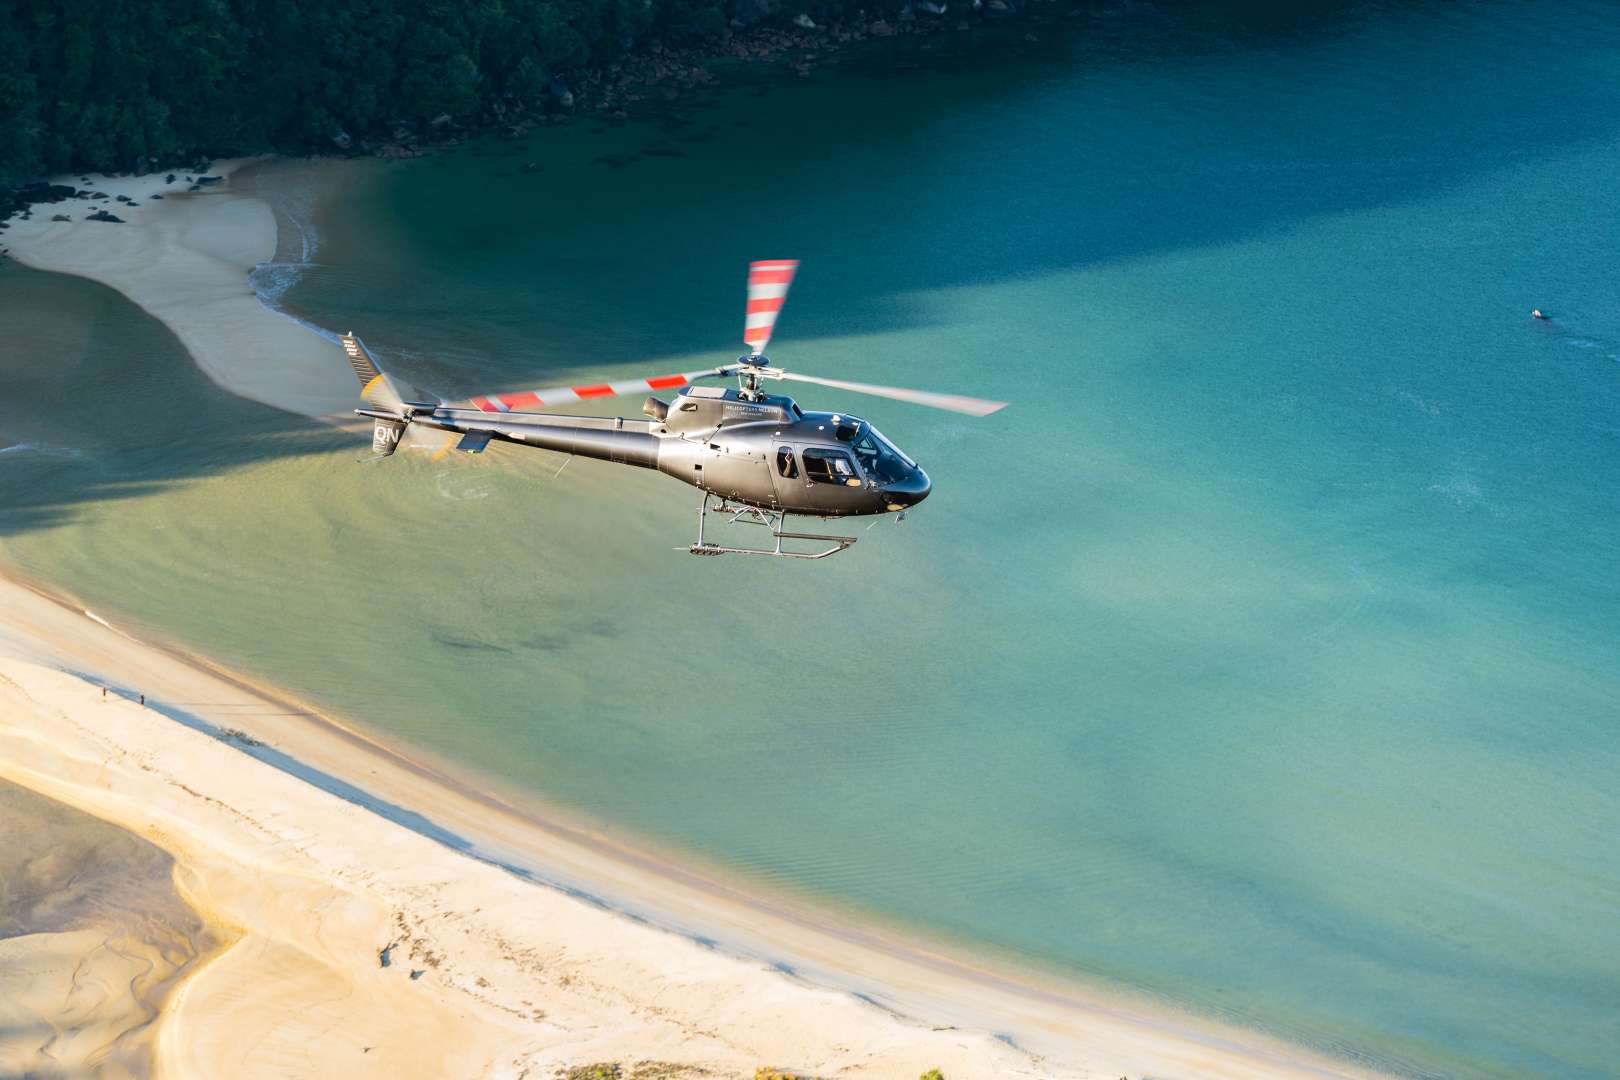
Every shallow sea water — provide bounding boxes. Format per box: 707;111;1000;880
3;3;1619;1075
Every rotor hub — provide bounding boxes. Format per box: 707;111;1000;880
736;352;772;398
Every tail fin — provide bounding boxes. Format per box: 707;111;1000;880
343;331;415;458
342;332;406;412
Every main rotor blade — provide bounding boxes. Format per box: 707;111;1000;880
744;259;798;355
467;366;732;413
777;372;1008;417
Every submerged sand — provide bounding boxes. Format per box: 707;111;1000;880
0;164;1385;1078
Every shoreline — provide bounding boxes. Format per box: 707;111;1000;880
0;9;1052;193
0;565;1383;1079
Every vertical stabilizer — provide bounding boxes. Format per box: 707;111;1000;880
342;332;407;413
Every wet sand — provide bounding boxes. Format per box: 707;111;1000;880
0;780;211;1078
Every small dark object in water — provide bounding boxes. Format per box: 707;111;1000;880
196;175;224;185
51;214;71;222
87;209;124;222
165;173;176;183
150;194;164;200
1531;308;1550;320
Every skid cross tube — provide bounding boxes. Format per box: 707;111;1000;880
689;494;857;559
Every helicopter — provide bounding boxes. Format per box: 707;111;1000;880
345;260;1006;558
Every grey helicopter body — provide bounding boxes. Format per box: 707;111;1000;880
346;261;1000;558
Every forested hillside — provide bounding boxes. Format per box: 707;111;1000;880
0;0;922;185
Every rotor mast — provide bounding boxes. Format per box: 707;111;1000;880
735;351;778;400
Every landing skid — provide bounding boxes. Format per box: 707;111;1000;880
689;495;857;559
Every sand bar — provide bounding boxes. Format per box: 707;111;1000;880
1;161;356;420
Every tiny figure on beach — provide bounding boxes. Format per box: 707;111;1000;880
139;693;145;705
102;687;107;699
1532;308;1550;320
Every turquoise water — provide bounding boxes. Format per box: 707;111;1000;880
4;3;1620;1075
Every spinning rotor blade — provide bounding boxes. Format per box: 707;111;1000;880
776;371;1008;417
468;366;732;413
744;260;798;355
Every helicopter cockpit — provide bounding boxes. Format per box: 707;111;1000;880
832;417;917;486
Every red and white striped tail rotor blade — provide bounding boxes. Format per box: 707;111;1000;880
467;366;731;414
744;259;798;355
777;372;1008;417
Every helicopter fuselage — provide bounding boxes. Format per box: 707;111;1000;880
393;385;931;518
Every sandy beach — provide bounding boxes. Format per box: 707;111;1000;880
0;165;1389;1078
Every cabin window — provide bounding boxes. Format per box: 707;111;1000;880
802;448;861;486
776;446;799;479
679;401;698;412
849;428;913;484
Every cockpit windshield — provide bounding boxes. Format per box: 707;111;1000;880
840;421;915;484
